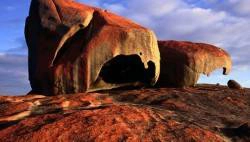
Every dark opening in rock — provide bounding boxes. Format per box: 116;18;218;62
99;55;155;84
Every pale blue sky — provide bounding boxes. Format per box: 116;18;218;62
0;0;249;95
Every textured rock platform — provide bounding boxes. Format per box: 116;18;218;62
0;85;250;142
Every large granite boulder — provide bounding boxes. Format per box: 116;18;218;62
25;0;160;95
157;40;232;87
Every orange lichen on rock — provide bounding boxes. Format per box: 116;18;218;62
25;0;160;95
157;40;232;87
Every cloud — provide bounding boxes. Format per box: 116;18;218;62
5;6;16;11
215;0;250;17
6;37;28;55
244;80;250;86
0;54;30;95
182;0;250;17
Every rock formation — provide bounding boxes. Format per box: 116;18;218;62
228;80;243;89
1;85;250;141
157;40;232;87
25;0;160;95
3;0;248;141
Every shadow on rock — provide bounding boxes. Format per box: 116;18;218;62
221;123;250;141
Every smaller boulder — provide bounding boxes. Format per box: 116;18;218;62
157;40;232;87
228;80;242;89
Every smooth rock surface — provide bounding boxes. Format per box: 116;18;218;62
157;40;232;87
1;85;250;142
25;0;160;95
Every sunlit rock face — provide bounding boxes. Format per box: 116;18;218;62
157;40;232;87
25;0;160;95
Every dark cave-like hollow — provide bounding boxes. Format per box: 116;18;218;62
99;55;155;85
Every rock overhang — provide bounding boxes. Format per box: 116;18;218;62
25;0;160;95
157;40;232;87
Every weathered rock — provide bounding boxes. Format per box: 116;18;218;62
228;80;243;89
1;85;250;141
157;40;232;87
25;0;160;95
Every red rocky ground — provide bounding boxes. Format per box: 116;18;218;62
0;85;250;142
